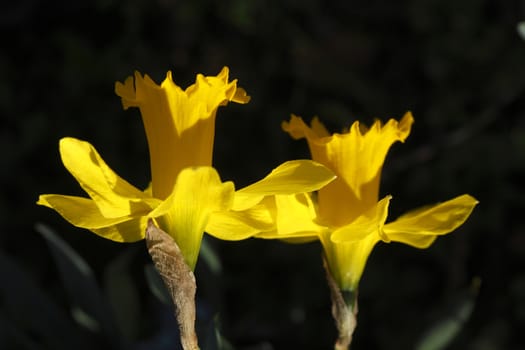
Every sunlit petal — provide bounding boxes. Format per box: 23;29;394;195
383;194;478;245
274;193;325;235
91;216;148;242
386;234;437;249
206;203;274;240
331;195;392;243
59;137;154;218
321;233;379;291
149;166;235;269
234;160;335;211
37;194;133;229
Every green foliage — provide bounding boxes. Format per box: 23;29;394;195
416;279;480;350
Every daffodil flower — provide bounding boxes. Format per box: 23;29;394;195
258;112;478;291
37;68;335;270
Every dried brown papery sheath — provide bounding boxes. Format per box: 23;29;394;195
146;219;199;350
324;257;358;350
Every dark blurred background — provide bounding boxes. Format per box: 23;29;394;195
2;0;525;349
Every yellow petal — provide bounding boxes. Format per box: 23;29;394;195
232;87;250;104
37;195;145;242
37;195;131;229
149;166;235;269
256;230;321;241
383;194;478;248
59;137;154;218
331;195;392;243
311;116;331;137
283;112;414;225
274;193;325;236
321;233;379;291
91;216;148;242
114;75;138;109
206;202;274;240
385;234;437;249
281;237;319;244
255;193;326;240
115;68;249;199
234;160;336;211
317;195;391;291
187;67;251;106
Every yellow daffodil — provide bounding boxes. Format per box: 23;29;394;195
258;112;478;291
37;68;335;270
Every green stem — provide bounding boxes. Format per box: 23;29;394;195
324;258;358;350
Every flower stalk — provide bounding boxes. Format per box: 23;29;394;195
324;257;357;350
146;219;199;350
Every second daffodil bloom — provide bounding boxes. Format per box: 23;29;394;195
37;67;335;270
258;112;478;291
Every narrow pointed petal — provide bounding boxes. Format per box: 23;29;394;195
206;203;274;240
274;193;325;236
37;194;133;229
149;167;235;269
256;194;321;241
59;137;154;218
37;195;146;242
281;237;319;244
331;195;392;243
234;160;336;211
238;160;335;195
91;216;148;242
383;194;478;247
256;230;321;240
385;234;437;249
115;68;249;199
255;193;325;240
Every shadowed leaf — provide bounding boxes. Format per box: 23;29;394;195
199;236;222;275
416;278;481;350
35;222;125;348
0;251;92;350
144;263;172;306
103;247;141;341
517;22;525;41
